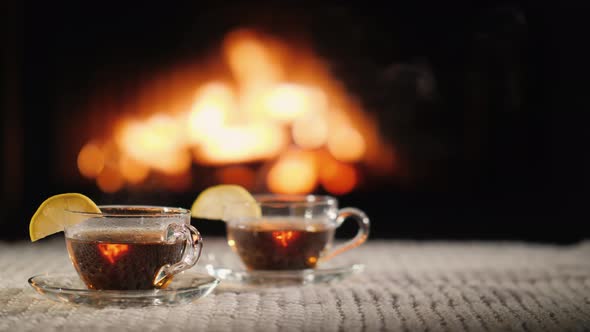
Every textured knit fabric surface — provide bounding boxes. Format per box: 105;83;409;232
0;238;589;332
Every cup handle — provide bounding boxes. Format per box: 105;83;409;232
320;207;370;262
154;223;203;288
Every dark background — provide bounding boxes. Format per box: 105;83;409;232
2;2;589;243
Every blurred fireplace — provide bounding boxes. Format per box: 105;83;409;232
5;2;590;242
69;27;396;197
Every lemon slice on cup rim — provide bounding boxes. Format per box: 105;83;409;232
29;193;100;242
190;185;260;221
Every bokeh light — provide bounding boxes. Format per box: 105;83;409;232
267;150;318;194
292;112;329;149
319;156;358;195
119;155;150;184
327;126;366;162
187;82;233;144
96;166;124;193
77;142;105;179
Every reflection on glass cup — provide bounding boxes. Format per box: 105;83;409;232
223;195;370;270
64;206;202;290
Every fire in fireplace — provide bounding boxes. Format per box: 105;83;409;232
75;28;395;195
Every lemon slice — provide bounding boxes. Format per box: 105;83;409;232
190;184;260;220
29;193;100;242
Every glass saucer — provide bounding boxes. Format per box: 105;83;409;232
200;253;364;286
28;272;220;306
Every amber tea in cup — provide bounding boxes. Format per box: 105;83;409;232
227;218;336;270
64;206;202;290
224;195;370;271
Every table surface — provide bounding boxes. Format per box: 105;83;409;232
1;238;589;332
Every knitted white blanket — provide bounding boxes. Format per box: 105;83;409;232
1;238;589;331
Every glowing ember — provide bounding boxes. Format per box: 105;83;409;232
97;244;129;264
77;27;395;195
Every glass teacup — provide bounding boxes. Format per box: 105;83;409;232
223;195;370;270
64;206;202;290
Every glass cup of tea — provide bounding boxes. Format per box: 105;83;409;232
222;195;370;270
64;206;203;290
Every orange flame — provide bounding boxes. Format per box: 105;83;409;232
186;82;233;144
194;122;287;164
223;29;284;87
262;83;325;123
292;112;329;149
77;28;395;195
97;244;129;264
